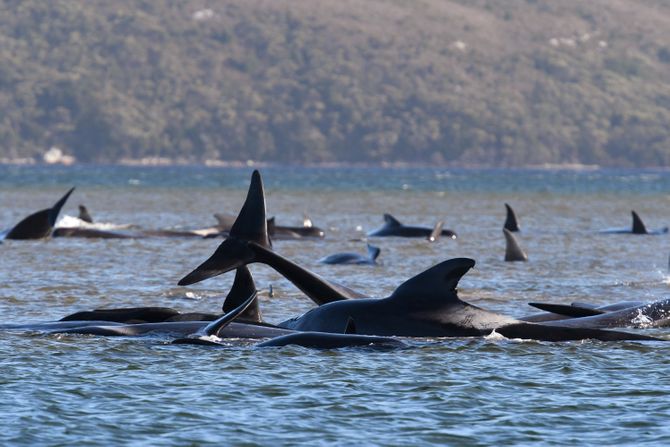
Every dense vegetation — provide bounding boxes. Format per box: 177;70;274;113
1;0;670;166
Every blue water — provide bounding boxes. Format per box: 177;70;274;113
1;166;670;446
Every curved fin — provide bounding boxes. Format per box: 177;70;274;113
427;221;444;242
631;211;648;234
78;205;93;223
504;203;520;232
503;228;528;262
202;291;258;337
229;170;271;248
388;257;475;305
366;244;381;262
178;237;256;285
383;213;402;227
222;266;262;322
528;302;605;318
6;187;75;239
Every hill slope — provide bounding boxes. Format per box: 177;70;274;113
1;0;670;166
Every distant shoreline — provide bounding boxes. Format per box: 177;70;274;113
0;157;614;171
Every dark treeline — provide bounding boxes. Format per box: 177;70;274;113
2;0;670;166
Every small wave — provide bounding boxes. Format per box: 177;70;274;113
55;215;135;231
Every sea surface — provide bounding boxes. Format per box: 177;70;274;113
2;165;670;446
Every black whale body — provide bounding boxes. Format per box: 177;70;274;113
367;213;456;239
3;187;74;240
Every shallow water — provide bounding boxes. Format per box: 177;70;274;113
2;166;670;445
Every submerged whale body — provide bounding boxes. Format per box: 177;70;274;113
367;214;456;239
600;211;668;235
3;187;74;240
319;244;381;265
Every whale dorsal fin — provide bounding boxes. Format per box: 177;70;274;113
78;205;93;223
221;266;261;322
202;291;258;337
229;170;271;248
427;221;444;242
345;317;357;334
6;187;75;240
366;244;381;262
503;228;528;262
504;203;520;232
631;211;648;234
383;213;402;227
388;258;475;306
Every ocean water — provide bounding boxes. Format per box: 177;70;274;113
1;165;670;446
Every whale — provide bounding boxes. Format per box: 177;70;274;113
600;211;668;235
504;203;520;232
503;228;528;262
319;244;381;265
367;214;456;239
3;187;74;240
172;295;406;349
57;266;261;327
273;257;659;342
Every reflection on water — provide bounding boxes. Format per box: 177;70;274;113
1;166;670;445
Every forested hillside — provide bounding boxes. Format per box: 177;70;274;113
2;0;670;166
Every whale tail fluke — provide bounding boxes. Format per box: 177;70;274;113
503;228;528;262
6;187;75;240
178;171;270;286
504;203;520;232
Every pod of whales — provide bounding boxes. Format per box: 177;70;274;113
4;170;670;349
319;244;381;265
3;187;74;240
600;210;668;235
177;170;662;342
367;213;456;240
